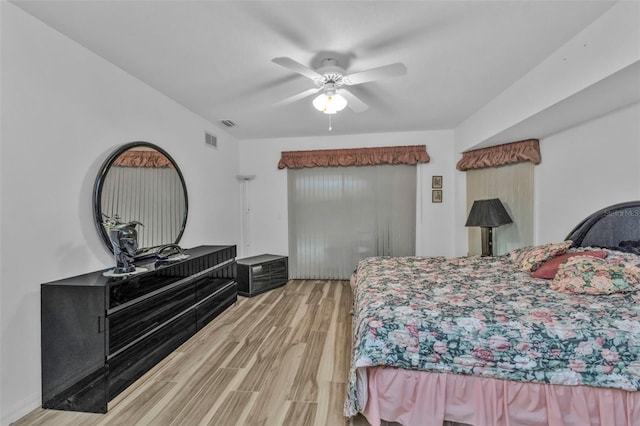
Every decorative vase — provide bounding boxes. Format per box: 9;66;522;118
108;221;143;274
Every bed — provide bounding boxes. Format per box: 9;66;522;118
344;201;640;426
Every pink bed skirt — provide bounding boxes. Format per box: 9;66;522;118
362;366;640;426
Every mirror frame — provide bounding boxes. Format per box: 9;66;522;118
93;141;189;256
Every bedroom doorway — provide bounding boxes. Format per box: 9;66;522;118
287;164;416;279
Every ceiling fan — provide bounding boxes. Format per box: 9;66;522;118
271;56;407;114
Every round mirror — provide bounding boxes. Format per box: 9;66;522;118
93;142;188;257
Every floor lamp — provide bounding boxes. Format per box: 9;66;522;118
465;198;513;256
237;174;256;257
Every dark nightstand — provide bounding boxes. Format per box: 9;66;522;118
237;254;288;297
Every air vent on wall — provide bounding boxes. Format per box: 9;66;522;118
205;132;217;148
220;119;236;128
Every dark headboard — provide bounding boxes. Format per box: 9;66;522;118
566;201;640;251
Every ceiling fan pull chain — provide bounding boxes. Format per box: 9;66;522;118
328;114;332;131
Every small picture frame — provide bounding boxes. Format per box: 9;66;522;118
432;175;443;189
432;190;443;203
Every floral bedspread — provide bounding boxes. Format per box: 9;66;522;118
345;252;640;416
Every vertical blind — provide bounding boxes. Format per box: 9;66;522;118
101;165;186;249
288;164;416;279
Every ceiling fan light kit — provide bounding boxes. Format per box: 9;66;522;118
312;91;347;114
272;55;407;124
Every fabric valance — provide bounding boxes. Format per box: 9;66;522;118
456;139;540;171
113;150;174;168
277;145;430;170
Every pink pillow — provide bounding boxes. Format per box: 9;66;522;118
532;250;608;279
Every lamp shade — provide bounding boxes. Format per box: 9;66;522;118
313;92;347;114
465;198;513;227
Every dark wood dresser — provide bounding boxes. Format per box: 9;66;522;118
41;245;237;413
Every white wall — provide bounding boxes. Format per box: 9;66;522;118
455;1;640;152
534;102;640;244
237;130;457;260
0;4;240;424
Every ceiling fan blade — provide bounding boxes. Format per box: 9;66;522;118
343;63;407;86
272;57;324;82
238;3;317;52
340;89;368;113
273;87;321;107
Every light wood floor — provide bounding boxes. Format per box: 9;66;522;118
15;280;371;426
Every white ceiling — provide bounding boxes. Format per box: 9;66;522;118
12;0;617;140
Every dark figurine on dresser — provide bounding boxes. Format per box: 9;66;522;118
108;220;143;274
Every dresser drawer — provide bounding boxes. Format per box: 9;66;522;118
107;281;195;355
108;310;196;399
196;277;235;302
108;274;184;310
195;281;237;329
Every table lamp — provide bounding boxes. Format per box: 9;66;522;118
465;198;513;256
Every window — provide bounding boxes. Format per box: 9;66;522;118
288;164;416;279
